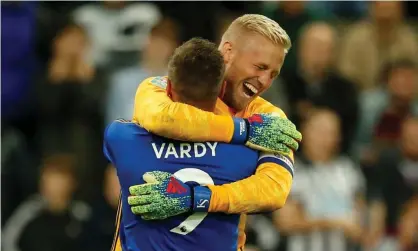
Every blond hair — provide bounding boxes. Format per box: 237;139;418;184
223;14;292;54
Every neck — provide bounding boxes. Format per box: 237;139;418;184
45;197;70;214
375;21;398;44
303;147;334;163
301;65;328;84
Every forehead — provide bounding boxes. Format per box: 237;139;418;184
390;67;418;79
238;33;285;66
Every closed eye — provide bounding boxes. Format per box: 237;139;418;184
255;65;266;70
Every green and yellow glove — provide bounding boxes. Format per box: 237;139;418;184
231;113;302;154
128;171;211;220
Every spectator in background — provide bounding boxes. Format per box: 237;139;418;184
263;1;325;77
245;214;281;251
354;60;418;164
372;61;418;151
106;18;179;123
274;109;365;251
1;2;39;144
339;1;418;91
260;77;291;116
1;128;38;227
37;23;107;198
304;1;367;20
282;22;358;154
398;196;418;251
73;0;161;69
81;165;120;251
366;117;418;251
2;154;88;251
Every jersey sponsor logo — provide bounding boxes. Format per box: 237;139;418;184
196;199;209;209
150;76;168;89
151;142;218;159
166;177;188;194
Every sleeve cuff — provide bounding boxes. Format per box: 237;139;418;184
230;118;248;144
192;186;212;212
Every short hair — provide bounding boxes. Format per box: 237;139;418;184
380;59;417;84
168;37;225;103
41;153;76;179
298;21;337;44
223;14;292;54
150;18;180;44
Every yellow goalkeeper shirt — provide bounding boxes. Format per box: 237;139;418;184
113;76;293;251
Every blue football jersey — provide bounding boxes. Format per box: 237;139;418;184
104;120;259;251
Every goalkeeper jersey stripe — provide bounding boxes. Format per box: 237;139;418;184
104;120;259;251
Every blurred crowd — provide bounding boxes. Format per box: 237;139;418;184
1;1;418;251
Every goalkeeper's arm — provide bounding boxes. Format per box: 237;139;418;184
133;78;235;143
133;78;296;213
134;78;300;153
207;153;294;213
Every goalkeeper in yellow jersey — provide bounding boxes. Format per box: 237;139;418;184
124;14;301;250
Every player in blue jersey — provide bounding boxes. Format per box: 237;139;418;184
104;38;292;251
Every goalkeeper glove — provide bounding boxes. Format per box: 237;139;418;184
128;171;211;220
231;113;302;154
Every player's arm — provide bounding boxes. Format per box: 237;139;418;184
133;77;233;142
208;153;294;213
205;98;294;213
133;78;301;154
129;99;297;216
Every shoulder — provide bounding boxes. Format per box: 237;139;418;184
335;155;358;170
104;119;148;143
398;24;418;41
330;73;356;90
73;4;102;22
125;2;161;20
335;156;363;179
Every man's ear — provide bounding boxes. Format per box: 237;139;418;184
166;79;172;98
220;41;233;64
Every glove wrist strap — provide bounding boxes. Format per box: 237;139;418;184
192;186;212;212
231;118;248;144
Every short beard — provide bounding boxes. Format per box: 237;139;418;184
222;87;247;112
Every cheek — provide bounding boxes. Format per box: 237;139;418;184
225;63;242;84
264;81;273;90
230;56;255;78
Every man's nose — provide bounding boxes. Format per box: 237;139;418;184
258;72;273;87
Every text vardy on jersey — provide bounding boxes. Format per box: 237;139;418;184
151;142;218;159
